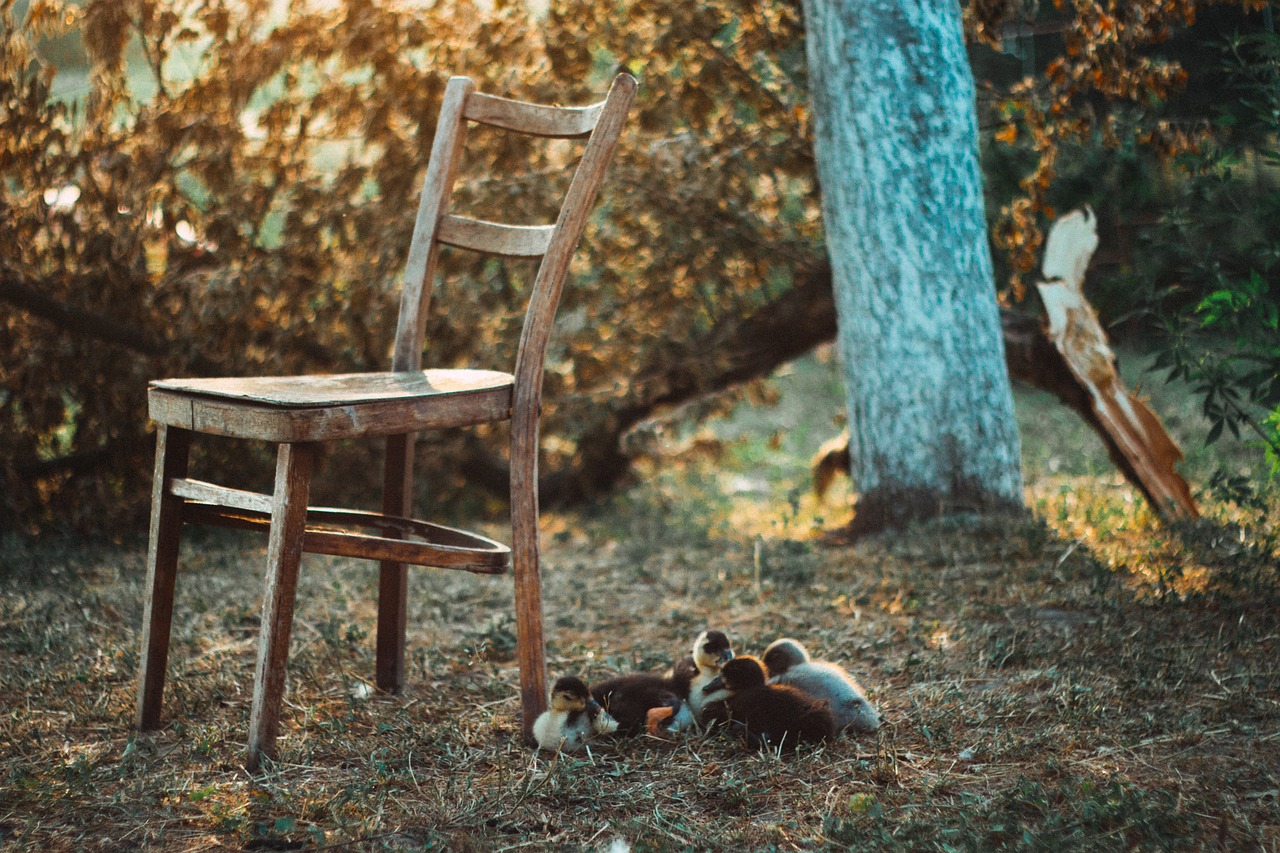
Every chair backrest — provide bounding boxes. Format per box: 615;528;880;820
391;74;637;396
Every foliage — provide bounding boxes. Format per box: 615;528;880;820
974;2;1280;477
3;0;1278;534
1131;29;1280;475
1;0;582;532
1;0;829;535
977;0;1274;293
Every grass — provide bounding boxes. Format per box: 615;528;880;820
1;348;1278;851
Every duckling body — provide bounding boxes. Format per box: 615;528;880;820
705;655;834;751
671;630;735;720
591;673;696;736
762;638;880;734
533;676;619;753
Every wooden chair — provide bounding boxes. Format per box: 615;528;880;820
134;74;637;771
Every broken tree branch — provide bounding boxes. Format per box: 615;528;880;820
1035;207;1198;521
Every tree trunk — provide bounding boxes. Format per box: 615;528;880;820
802;0;1024;535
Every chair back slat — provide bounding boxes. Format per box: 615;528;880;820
393;73;637;381
437;215;554;258
393;76;474;372
464;92;604;138
513;75;636;397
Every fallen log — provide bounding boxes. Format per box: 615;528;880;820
10;240;1195;520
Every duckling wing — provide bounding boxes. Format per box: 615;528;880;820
592;674;684;736
728;686;834;751
700;697;732;732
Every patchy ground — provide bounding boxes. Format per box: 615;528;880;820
1;352;1278;850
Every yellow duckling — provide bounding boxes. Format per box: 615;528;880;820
670;630;735;720
532;676;619;753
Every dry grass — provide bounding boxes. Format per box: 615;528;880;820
2;351;1278;851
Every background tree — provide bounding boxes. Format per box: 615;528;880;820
801;0;1024;533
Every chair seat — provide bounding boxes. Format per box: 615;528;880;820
149;369;514;442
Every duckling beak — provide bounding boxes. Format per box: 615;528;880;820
585;698;602;715
719;649;734;664
703;675;726;695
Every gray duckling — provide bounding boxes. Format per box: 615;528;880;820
762;637;880;734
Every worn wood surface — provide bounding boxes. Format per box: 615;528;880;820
464;91;604;138
151;369;513;406
176;501;510;570
438;215;554;258
246;442;315;772
508;73;637;741
393;76;473;373
378;432;415;692
148;371;514;443
134;425;191;732
169;477;272;513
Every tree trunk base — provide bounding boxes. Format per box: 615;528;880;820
830;484;1027;542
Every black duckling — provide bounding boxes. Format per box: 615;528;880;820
591;672;696;737
762;638;881;734
703;655;834;751
533;676;619;753
670;629;735;719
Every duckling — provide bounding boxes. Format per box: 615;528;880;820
669;630;735;720
591;673;696;737
532;676;619;753
703;655;834;751
762;638;881;734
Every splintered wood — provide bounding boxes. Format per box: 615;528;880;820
1036;208;1198;521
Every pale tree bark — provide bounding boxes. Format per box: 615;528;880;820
802;0;1024;534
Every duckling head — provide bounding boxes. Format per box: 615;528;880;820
549;675;594;714
693;630;734;672
762;637;811;678
703;654;767;695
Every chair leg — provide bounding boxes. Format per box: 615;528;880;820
376;432;415;693
135;425;192;732
246;442;315;773
510;412;547;745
